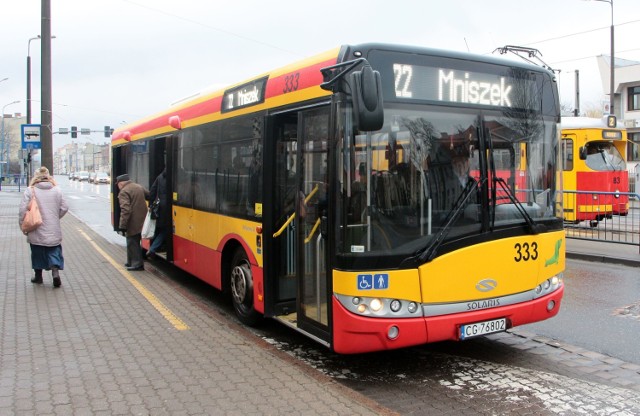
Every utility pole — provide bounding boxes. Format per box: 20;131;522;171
40;0;53;172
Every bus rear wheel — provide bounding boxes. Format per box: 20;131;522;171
229;249;261;326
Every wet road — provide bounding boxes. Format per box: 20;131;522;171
57;176;640;414
525;259;640;365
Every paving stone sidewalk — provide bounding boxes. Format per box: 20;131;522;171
0;192;394;416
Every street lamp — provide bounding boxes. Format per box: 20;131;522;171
588;0;614;116
0;100;21;184
27;35;55;124
27;36;40;124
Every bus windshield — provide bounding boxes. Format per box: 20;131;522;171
337;104;559;262
584;141;626;171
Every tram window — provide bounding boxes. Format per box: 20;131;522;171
562;139;573;171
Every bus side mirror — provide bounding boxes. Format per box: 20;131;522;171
579;146;587;160
350;65;384;131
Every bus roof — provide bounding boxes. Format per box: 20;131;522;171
111;46;341;145
112;42;558;146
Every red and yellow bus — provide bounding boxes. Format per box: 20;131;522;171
561;117;628;225
111;43;565;354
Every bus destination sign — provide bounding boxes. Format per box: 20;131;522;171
393;63;529;109
222;76;268;113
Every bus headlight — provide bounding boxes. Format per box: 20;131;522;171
370;298;383;312
390;299;401;312
407;302;418;314
534;274;563;299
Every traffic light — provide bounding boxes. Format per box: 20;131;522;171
71;126;77;139
104;125;111;138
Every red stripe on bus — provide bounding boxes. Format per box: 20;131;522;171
113;58;337;143
264;59;336;100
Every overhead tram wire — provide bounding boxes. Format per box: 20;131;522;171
550;47;640;66
522;18;640;47
482;18;640;57
121;0;302;57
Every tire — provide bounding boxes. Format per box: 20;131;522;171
229;249;262;326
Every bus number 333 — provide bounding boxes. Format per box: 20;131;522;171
514;242;538;262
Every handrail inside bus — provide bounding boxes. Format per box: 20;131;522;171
272;184;320;238
305;218;321;244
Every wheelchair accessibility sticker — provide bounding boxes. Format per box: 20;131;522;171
357;273;389;290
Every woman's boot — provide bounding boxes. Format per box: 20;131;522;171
31;269;43;284
52;267;61;288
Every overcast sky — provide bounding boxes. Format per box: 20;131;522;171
1;0;639;151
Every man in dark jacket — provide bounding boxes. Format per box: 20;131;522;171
116;174;149;270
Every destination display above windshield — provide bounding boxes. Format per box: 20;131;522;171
392;63;532;109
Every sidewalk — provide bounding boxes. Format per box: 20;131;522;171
0;191;391;416
566;237;640;267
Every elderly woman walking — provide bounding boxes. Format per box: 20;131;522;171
18;167;68;288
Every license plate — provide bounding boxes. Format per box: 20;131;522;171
459;318;506;340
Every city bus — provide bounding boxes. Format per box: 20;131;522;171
561;117;628;226
111;43;565;354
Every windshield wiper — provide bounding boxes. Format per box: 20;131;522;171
599;150;620;171
484;125;543;234
494;177;546;234
417;179;480;263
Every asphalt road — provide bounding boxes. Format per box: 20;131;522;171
524;258;640;365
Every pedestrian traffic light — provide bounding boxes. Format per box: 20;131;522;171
104;125;111;138
71;126;77;139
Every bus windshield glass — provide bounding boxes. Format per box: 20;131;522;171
584;141;626;171
336;50;560;264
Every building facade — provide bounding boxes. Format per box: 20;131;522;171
597;55;640;175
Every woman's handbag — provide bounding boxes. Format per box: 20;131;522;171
21;187;43;234
141;210;156;239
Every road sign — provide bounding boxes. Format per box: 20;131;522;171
21;124;41;149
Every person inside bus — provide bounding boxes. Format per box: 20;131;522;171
146;168;168;259
449;144;479;216
453;155;471;187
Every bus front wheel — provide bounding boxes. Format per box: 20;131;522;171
229;249;261;326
